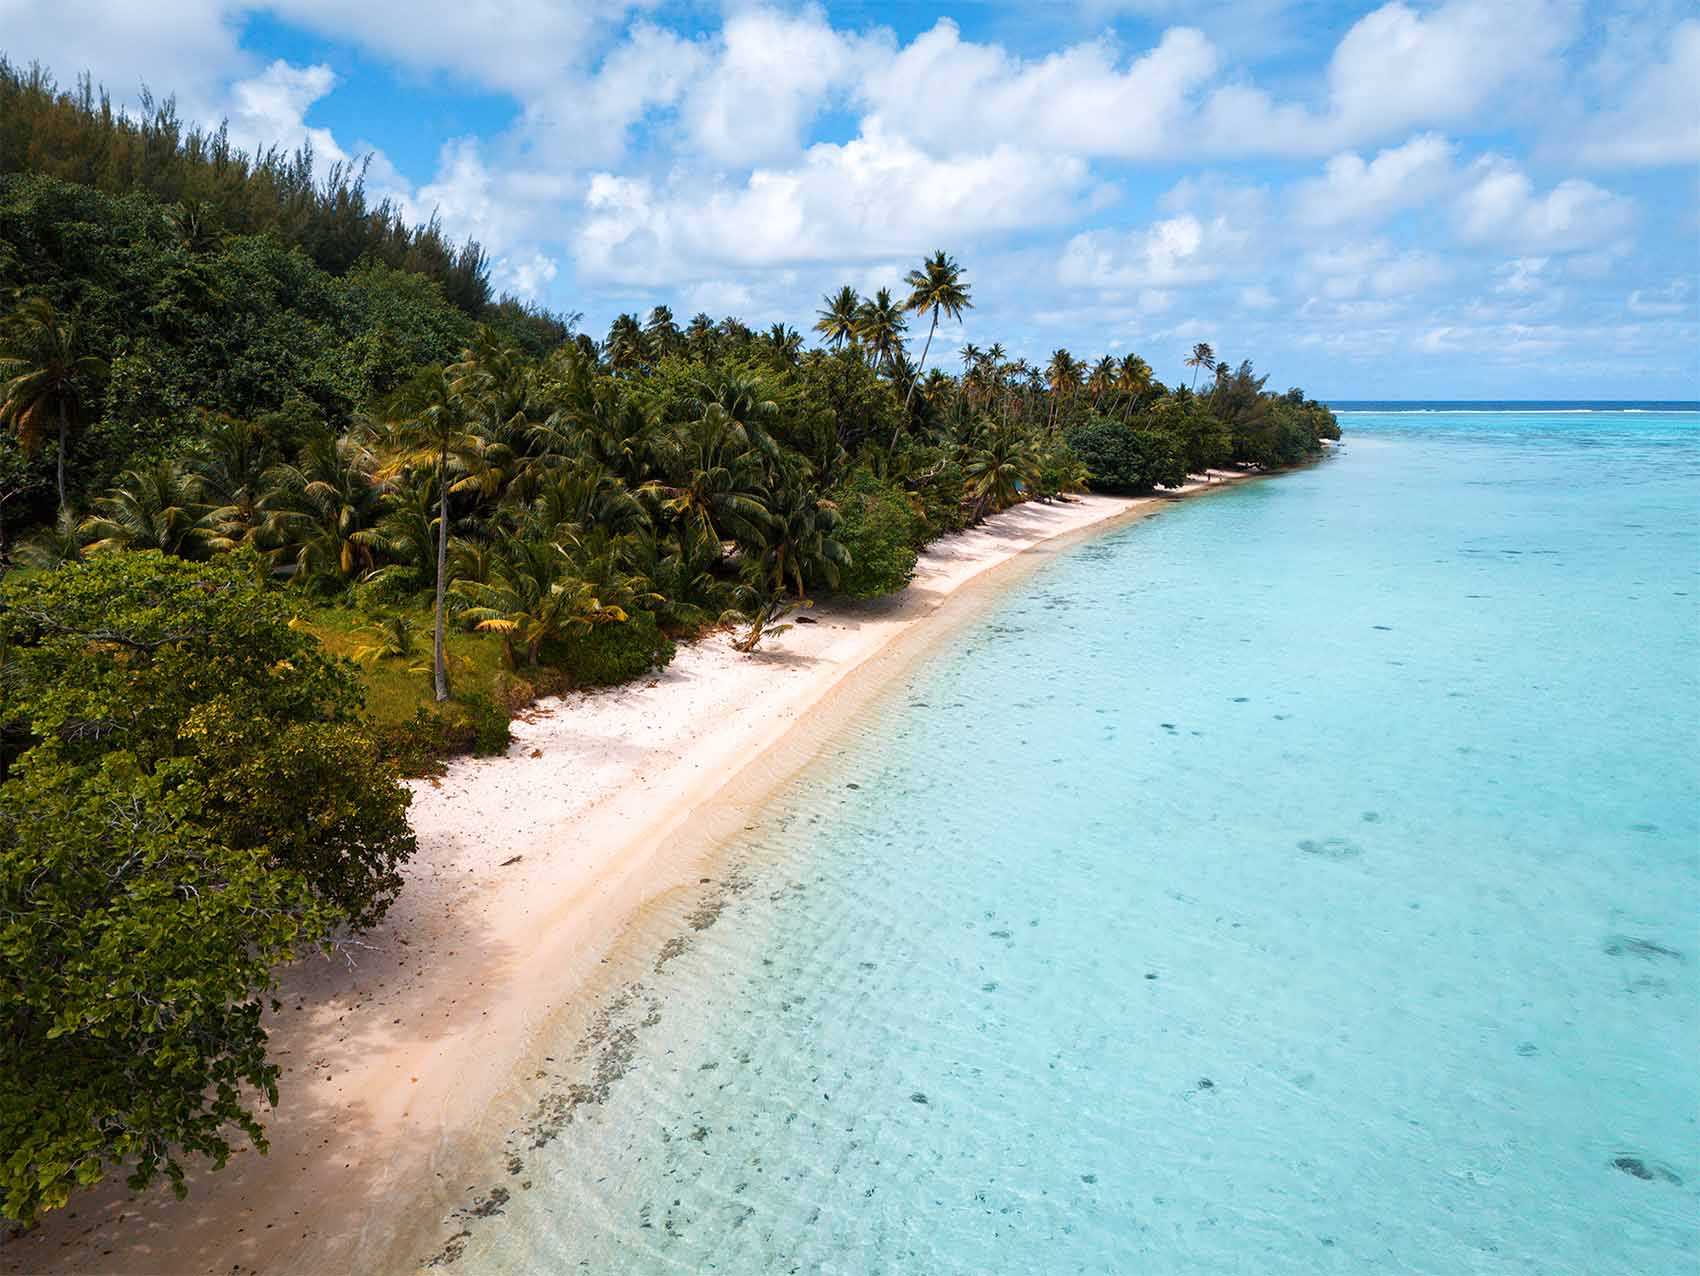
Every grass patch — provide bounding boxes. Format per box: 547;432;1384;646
291;605;524;772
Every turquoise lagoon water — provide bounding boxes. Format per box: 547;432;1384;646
439;408;1699;1274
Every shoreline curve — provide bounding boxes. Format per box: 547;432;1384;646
2;470;1264;1276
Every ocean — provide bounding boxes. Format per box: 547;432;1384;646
428;405;1699;1274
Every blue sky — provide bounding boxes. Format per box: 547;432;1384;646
4;0;1697;397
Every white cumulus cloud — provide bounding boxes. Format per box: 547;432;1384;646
1291;133;1457;227
1456;158;1636;252
575;121;1093;285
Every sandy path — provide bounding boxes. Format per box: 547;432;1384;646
3;479;1247;1276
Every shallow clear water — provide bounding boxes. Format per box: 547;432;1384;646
442;409;1700;1274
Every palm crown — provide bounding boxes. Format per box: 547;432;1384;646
900;249;973;411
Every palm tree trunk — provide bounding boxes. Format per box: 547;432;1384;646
56;400;70;520
432;448;451;702
903;309;938;412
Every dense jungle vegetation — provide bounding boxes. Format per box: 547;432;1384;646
0;60;1338;1224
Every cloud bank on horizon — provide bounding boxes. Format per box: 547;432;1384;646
2;0;1696;397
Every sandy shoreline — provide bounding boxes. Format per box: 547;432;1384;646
4;474;1253;1276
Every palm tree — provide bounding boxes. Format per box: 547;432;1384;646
1115;354;1153;421
451;537;631;669
644;404;771;553
0;295;107;519
901;250;972;412
165;200;226;255
689;373;783;473
1087;356;1116;413
854;288;907;375
684;312;718;362
722;566;810;654
763;323;804;366
449;330;536;508
758;469;849;599
78;461;210;557
1185;341;1217;392
188;415;279;550
362;479;439;594
964;424;1035;523
1045;349;1082;435
644;305;682;360
373;366;467;700
605;313;646;374
262;434;389;584
814;286;860;349
528;463;648;542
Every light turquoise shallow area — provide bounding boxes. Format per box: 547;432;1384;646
455;410;1699;1274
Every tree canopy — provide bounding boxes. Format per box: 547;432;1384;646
0;551;414;1222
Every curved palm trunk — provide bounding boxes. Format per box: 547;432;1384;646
893;308;939;450
903;309;938;412
432;448;451;702
56;400;70;520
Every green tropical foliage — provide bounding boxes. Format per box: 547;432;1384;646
0;552;414;1223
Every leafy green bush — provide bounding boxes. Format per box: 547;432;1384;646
1065;416;1188;493
374;692;513;773
459;690;515;753
829;470;921;597
542;609;676;688
0;551;415;1222
1030;440;1090;500
907;452;969;543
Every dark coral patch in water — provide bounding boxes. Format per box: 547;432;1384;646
1297;836;1363;860
1603;935;1683;962
1613;1157;1683;1184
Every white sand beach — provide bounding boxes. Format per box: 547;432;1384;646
3;476;1248;1276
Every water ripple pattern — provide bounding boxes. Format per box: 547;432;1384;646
439;408;1700;1274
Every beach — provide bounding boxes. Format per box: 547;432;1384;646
3;476;1247;1276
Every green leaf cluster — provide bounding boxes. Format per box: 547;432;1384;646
0;551;415;1222
829;471;922;598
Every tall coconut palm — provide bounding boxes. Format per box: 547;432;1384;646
1087;356;1116;413
814;286;860;349
901;250;973;412
373;365;468;701
854;288;907;375
1185;341;1217;391
605;313;646;374
763;323;803;366
684;311;718;362
1045;348;1083;435
644;305;682;360
1115;353;1153;421
0;295;107;519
